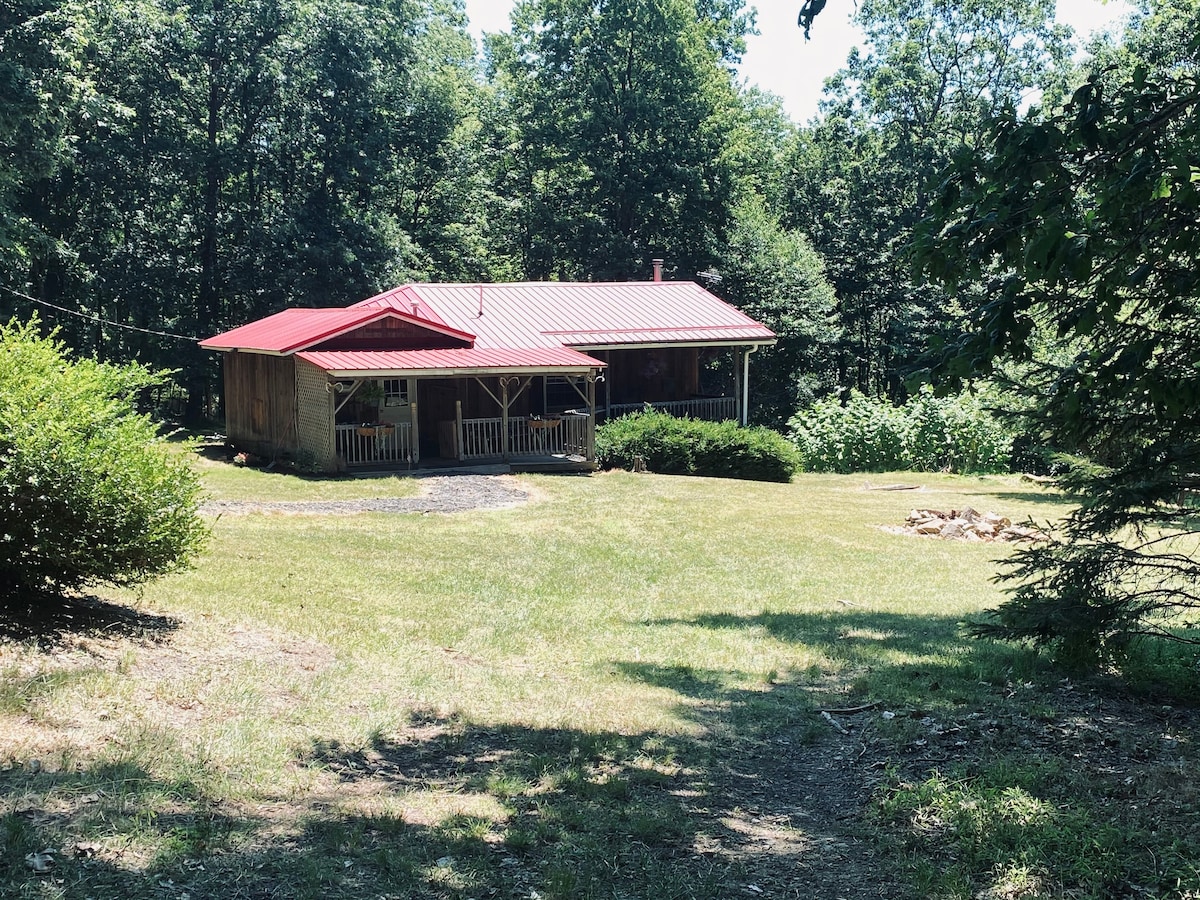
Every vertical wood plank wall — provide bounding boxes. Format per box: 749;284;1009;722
223;352;299;460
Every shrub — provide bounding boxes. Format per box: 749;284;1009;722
596;411;799;482
0;318;208;603
788;387;1015;474
787;392;907;473
903;386;1013;474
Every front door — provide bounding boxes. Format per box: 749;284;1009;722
418;379;462;459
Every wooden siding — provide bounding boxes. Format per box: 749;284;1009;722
310;317;471;352
602;348;700;405
223;352;298;460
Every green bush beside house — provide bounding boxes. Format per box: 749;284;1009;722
0;318;208;604
596;411;800;483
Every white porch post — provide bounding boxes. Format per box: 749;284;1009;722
733;348;744;425
587;372;598;460
603;351;612;421
741;346;758;427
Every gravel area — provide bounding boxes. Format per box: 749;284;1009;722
200;474;530;516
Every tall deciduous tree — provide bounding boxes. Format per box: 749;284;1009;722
0;0;82;287
13;0;488;419
784;0;1071;397
715;197;839;426
487;0;752;281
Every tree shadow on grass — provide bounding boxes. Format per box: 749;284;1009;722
624;609;1200;898
976;490;1069;506
0;705;895;900
0;590;179;647
640;609;1019;708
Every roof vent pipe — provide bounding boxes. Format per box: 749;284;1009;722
411;299;419;317
652;259;664;282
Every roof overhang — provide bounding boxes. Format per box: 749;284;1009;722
315;364;603;378
200;307;476;354
569;339;778;351
296;346;606;378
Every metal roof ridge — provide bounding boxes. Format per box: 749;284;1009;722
542;324;774;336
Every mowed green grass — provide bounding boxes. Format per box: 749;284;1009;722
191;443;422;502
20;465;1196;900
148;471;1063;739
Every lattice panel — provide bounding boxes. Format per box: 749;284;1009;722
295;360;336;471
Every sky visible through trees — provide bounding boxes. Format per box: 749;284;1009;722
466;0;1133;121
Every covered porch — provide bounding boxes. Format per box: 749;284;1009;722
314;364;604;472
586;344;761;425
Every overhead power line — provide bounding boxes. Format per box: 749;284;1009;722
0;283;198;343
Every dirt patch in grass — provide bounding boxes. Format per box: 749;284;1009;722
0;616;335;764
810;677;1200;898
200;473;531;516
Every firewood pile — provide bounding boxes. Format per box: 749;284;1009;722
891;507;1047;542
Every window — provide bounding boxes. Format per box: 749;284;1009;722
545;375;583;411
383;378;409;407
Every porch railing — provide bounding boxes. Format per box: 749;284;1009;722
607;397;736;422
459;415;590;460
336;423;414;467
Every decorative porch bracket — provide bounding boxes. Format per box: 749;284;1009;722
474;375;532;460
333;379;363;416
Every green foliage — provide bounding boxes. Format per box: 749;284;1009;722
789;392;908;473
914;5;1200;665
789;388;1014;474
5;0;494;417
595;411;799;482
903;387;1015;475
781;0;1072;397
714;197;840;428
485;0;752;280
0;318;207;600
0;0;81;257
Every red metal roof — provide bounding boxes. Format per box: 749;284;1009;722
199;306;474;354
201;281;775;373
354;282;777;350
296;346;604;377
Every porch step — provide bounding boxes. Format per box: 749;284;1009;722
349;463;512;478
511;459;597;474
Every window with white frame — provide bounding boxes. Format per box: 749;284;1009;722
383;378;409;407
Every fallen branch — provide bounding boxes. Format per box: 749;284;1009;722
818;701;880;715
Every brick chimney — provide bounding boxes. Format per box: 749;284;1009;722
652;259;664;282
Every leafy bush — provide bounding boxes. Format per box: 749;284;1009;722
903;387;1014;474
0;318;208;603
596;411;799;482
789;387;1014;474
788;392;907;472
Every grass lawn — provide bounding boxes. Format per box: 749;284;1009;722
1;466;1197;899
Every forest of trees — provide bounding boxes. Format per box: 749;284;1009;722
0;0;1186;425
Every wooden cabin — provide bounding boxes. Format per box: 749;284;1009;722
199;280;776;472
